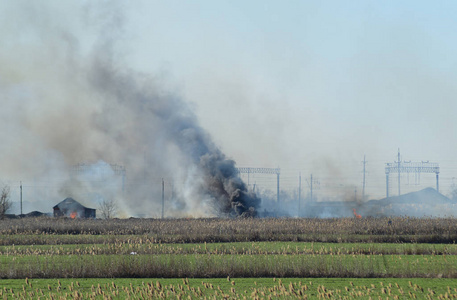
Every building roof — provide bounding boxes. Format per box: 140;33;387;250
53;198;94;210
369;188;455;206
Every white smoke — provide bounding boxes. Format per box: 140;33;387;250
0;2;258;217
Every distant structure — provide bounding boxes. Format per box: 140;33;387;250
385;149;439;197
53;198;96;219
301;188;454;218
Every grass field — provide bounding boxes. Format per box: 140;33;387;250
1;277;457;299
1;217;457;299
2;241;457;255
2;252;457;278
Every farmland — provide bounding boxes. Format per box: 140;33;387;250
2;278;457;299
1;217;457;299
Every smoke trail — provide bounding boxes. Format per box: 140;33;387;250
87;51;260;216
0;2;259;217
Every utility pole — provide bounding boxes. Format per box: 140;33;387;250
20;181;23;216
362;155;366;201
161;178;164;219
298;173;301;214
277;172;280;204
397;148;401;196
436;172;440;193
310;174;313;202
386;173;389;198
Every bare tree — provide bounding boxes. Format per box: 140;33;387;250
98;198;117;219
0;185;12;218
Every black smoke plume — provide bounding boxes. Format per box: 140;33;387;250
91;57;260;216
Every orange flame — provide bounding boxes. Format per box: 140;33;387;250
70;212;77;219
353;208;362;219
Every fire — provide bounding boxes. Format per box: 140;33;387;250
70;212;77;219
353;208;362;219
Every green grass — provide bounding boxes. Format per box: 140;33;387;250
1;253;457;279
1;277;457;299
3;217;457;295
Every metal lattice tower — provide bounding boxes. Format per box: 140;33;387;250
236;167;281;203
385;150;439;197
71;163;126;176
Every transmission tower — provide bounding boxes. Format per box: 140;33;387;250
385;149;439;198
236;167;281;203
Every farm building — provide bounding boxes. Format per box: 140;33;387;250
53;198;96;219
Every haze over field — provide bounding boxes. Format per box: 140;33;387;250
1;1;456;216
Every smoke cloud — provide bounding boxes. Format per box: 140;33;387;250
0;2;258;217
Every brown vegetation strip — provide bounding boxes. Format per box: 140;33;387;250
1;217;457;244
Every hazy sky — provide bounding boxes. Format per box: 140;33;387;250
128;1;457;198
1;1;457;204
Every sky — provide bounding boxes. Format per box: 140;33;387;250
130;1;457;197
1;1;456;214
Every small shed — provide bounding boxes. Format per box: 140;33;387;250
53;198;96;219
